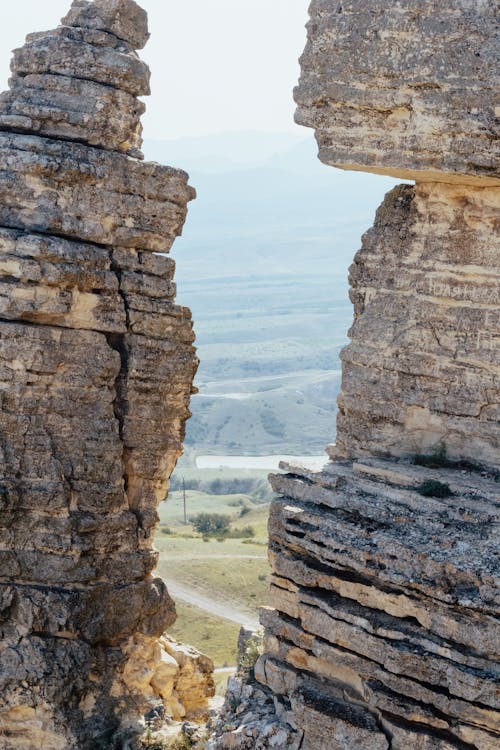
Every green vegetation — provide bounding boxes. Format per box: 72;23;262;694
185;380;339;455
156;492;270;667
416;480;454;498
168;601;240;668
139;727;209;750
170;473;271;499
239;633;263;683
156;534;270;613
191;512;231;537
159;489;269;540
414;443;451;469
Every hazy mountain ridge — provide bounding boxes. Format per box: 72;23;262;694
144;132;399;456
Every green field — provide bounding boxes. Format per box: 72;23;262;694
168;601;241;668
157;491;271;667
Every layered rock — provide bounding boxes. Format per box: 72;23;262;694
0;2;207;748
219;1;500;748
257;458;500;749
294;0;500;185
335;181;500;468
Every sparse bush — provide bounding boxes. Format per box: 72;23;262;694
228;498;246;508
226;525;255;539
239;505;251;517
260;407;285;438
240;525;255;538
416;479;453;498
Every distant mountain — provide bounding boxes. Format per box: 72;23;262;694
144;132;399;280
143;132;401;455
144;130;305;174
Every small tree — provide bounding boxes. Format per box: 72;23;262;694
191;512;231;537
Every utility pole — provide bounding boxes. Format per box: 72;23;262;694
182;477;187;525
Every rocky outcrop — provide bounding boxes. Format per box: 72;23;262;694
335;181;500;468
209;629;301;750
0;2;207;748
257;458;500;749
294;0;499;185
218;1;499;748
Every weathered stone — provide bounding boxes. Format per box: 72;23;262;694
0;133;194;251
334;182;500;467
295;0;500;184
209;629;301;750
252;459;500;749
0;74;144;153
0;228;125;331
221;2;500;748
62;0;150;50
12;26;150;96
0;3;150;155
160;637;216;721
0;2;206;747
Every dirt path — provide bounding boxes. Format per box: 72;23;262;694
165;579;260;629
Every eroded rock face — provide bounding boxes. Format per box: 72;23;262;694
0;2;205;748
217;1;499;748
295;0;500;185
296;0;500;471
336;182;500;467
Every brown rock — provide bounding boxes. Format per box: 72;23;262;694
295;0;500;184
0;2;207;747
223;2;500;749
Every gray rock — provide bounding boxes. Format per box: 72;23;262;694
0;73;144;153
62;0;150;50
0;132;194;251
225;3;500;749
13;26;150;96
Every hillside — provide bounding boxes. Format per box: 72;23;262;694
145;133;398;456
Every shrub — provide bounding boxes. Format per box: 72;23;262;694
191;512;231;537
416;480;453;498
239;635;263;683
240;525;255;538
227;525;256;539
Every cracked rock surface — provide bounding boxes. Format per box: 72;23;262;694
0;2;207;748
295;0;500;184
218;1;499;748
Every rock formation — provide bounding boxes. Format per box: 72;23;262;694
215;1;500;748
0;2;213;748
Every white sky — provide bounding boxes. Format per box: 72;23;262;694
0;1;311;140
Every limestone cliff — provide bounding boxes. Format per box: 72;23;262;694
0;2;212;748
214;2;499;748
